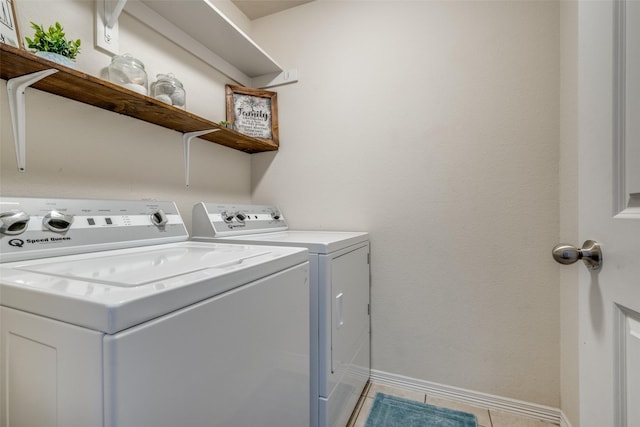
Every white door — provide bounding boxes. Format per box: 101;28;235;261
578;0;640;426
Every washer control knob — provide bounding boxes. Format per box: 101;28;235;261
150;209;168;227
271;210;282;221
221;211;235;223
43;210;74;233
0;211;30;235
236;212;246;223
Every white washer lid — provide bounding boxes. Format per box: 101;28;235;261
0;241;307;333
199;230;369;254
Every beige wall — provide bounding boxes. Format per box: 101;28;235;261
559;1;580;425
252;0;562;407
1;0;252;230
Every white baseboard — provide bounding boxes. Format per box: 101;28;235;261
370;369;564;425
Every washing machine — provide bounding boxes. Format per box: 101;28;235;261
0;197;310;427
192;203;370;427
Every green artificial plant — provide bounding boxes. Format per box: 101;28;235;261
25;22;81;60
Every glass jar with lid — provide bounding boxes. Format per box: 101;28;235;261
152;73;186;109
108;54;148;96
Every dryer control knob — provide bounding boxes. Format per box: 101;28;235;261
236;212;246;223
221;211;235;223
271;210;281;221
43;210;74;233
0;211;30;235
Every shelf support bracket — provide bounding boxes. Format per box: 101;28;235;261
252;69;299;89
106;0;127;28
183;129;220;187
7;69;59;173
95;0;126;55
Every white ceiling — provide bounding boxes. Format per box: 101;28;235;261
231;0;313;20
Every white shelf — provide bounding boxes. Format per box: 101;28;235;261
141;0;280;76
98;0;298;88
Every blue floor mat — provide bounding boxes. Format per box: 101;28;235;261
365;392;477;427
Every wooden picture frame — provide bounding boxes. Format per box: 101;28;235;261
0;0;21;48
226;84;279;146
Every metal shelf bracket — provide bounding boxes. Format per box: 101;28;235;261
183;129;220;187
7;68;59;173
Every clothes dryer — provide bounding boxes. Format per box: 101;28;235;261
0;197;310;427
192;203;370;427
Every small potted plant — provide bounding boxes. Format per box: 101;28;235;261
25;21;81;68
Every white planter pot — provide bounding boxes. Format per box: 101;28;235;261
35;51;76;69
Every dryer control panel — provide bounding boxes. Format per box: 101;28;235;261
0;197;188;262
192;202;288;238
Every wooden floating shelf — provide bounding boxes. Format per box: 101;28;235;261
0;44;278;154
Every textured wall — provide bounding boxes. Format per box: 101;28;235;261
251;0;561;406
559;1;580;424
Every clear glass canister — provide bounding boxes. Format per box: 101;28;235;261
108;54;148;96
152;73;186;109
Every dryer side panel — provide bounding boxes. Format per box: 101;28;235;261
318;243;371;427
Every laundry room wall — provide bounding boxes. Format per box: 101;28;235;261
250;0;562;408
0;0;252;228
558;0;579;424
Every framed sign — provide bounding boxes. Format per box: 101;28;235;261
0;0;21;48
226;85;279;145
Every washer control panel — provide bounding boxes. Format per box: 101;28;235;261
192;202;288;238
0;197;188;262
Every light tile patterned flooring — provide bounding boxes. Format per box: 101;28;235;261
347;382;560;427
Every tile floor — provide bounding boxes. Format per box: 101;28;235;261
346;382;560;427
